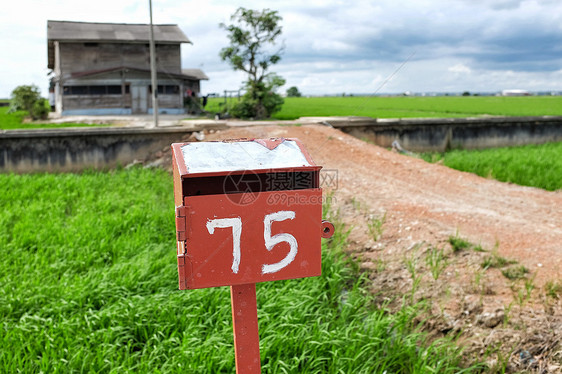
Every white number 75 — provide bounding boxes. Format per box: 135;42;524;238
206;210;298;275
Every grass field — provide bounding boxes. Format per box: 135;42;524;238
0;169;484;373
0;107;101;130
421;141;562;191
206;95;562;120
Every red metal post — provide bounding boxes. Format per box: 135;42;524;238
230;283;261;374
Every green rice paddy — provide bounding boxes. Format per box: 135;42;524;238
206;95;562;120
0;168;483;372
421;141;562;191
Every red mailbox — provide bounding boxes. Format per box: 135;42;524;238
171;138;333;373
172;137;333;290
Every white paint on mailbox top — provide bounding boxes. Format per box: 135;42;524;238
181;140;311;173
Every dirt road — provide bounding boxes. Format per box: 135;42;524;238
196;123;562;372
205;124;561;282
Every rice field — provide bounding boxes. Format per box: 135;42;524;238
206;95;562;120
0;168;483;372
421;141;562;191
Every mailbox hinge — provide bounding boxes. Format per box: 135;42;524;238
176;205;190;290
177;254;188;290
175;205;189;241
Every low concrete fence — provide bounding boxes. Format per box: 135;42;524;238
328;116;562;152
0;127;193;173
2;116;561;173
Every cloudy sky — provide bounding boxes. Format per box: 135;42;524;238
1;0;561;97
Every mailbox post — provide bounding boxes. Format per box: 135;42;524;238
172;138;334;373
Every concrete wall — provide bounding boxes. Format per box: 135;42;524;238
3;116;561;173
332;116;562;152
0;127;192;173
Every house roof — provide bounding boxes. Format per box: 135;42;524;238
182;69;209;80
48;20;191;69
48;20;191;43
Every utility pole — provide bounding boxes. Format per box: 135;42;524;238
149;0;159;127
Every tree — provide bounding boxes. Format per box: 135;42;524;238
10;85;41;113
286;86;301;97
230;73;285;119
9;84;49;120
31;99;50;120
220;7;285;119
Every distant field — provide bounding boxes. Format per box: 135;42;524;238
421;141;562;191
0;107;102;130
206;96;562;120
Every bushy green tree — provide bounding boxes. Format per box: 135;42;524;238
286;86;301;97
31;98;49;120
220;7;285;119
9;85;41;113
229;74;285;119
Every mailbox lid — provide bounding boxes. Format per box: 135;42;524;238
177;188;323;289
172;138;321;178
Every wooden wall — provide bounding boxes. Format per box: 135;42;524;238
154;94;182;108
184;79;201;94
59;42;181;77
56;42;187;112
63;94;132;110
63;93;181;110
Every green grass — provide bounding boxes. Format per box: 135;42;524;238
448;235;472;252
206;96;562;120
0;106;103;130
0;169;484;373
425;246;448;281
367;212;386;241
545;280;562;299
448;234;487;253
421;141;562;191
501;266;529;280
0;107;28;129
482;255;518;270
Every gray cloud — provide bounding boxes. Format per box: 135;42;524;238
0;0;561;97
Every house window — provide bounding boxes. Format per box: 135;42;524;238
67;86;88;95
165;85;179;94
107;85;122;94
149;85;179;94
89;86;106;95
62;85;123;95
84;43;99;47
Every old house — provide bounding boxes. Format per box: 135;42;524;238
47;20;208;115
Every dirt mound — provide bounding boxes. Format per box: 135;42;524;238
157;124;561;372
